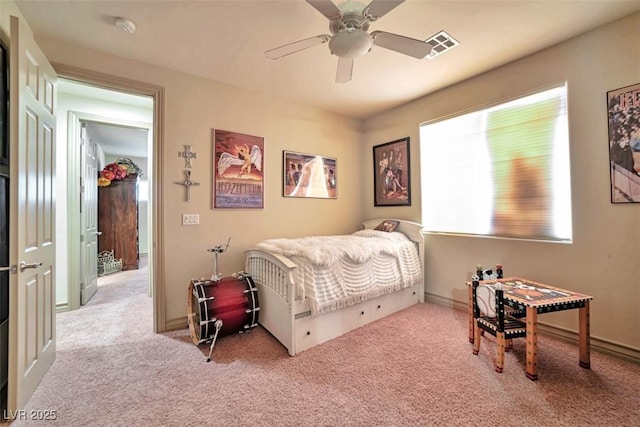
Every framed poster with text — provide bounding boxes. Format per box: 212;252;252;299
213;129;264;209
607;83;640;203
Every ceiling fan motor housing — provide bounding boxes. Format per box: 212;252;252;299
329;0;370;34
328;0;373;58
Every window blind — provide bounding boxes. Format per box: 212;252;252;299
420;84;572;241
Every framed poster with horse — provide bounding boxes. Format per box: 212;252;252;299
212;129;264;209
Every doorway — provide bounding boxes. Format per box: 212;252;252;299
54;64;166;333
57;78;154;313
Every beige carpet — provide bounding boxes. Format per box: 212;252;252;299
8;259;640;426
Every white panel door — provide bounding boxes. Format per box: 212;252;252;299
8;14;57;411
80;123;98;305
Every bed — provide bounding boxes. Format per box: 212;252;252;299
244;219;425;355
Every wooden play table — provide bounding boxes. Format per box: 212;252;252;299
467;277;593;380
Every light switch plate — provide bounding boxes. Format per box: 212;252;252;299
182;214;199;225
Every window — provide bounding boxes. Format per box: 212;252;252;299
420;84;572;242
138;180;149;202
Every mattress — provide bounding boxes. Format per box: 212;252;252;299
255;230;422;315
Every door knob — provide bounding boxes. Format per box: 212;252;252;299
20;261;43;271
95;231;103;235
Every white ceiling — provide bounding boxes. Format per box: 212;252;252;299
85;120;149;159
16;0;640;120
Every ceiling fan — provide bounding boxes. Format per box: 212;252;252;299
265;0;433;83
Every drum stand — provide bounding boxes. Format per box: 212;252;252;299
203;238;230;361
208;237;230;282
206;320;223;362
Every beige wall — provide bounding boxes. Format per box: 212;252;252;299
362;12;640;354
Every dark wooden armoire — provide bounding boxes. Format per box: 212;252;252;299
98;174;139;270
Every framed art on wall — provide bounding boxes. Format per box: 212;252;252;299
373;137;411;206
283;150;337;199
213;129;264;209
607;82;640;203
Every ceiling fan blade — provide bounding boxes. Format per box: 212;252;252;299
306;0;342;20
336;57;354;83
265;35;330;59
371;31;432;59
364;0;405;20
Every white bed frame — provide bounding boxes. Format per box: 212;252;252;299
244;219;425;355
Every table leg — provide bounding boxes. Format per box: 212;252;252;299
525;306;538;381
579;300;591;369
495;332;505;373
468;284;474;343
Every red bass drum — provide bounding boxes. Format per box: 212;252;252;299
187;274;260;345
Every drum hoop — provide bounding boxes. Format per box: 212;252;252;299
186;280;200;345
244;275;259;328
195;283;212;341
187;280;216;345
194;283;207;320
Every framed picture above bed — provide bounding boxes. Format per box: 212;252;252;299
373;137;411;206
213;129;264;209
283;150;337;199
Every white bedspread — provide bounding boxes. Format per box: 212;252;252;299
255;230;422;315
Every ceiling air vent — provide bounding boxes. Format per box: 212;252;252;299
425;31;459;59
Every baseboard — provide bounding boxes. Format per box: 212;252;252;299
165;317;189;332
56;302;70;312
425;291;640;365
537;323;640;365
425;292;467;311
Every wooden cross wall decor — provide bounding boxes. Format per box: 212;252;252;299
178;144;198;168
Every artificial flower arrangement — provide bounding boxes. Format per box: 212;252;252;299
98;158;143;187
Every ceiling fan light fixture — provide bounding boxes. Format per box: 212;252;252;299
329;29;373;58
